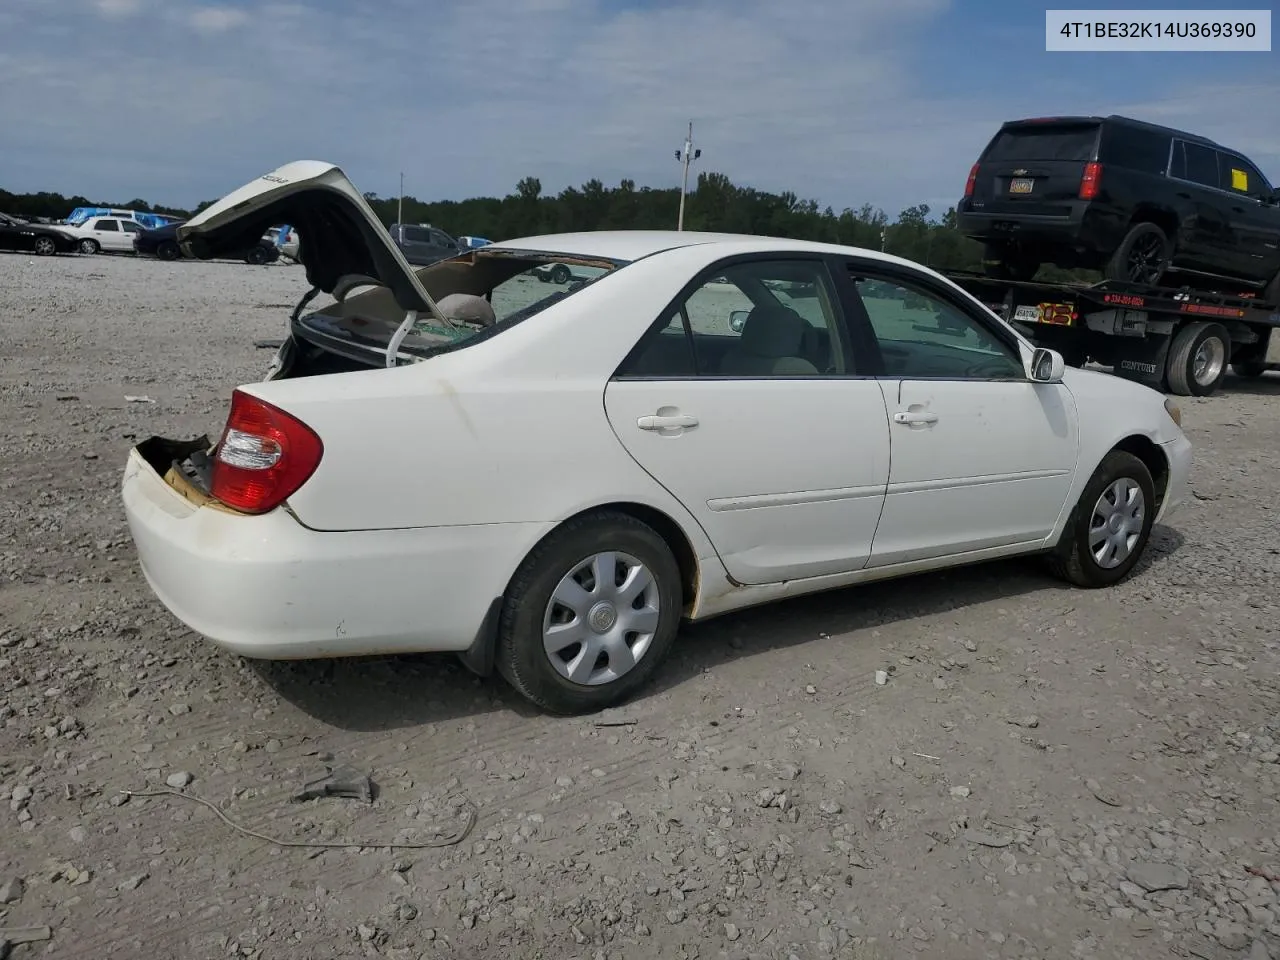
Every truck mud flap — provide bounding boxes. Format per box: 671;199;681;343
1106;335;1170;389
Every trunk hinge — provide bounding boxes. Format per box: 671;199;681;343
386;310;419;367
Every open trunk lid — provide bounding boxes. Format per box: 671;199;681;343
179;161;447;327
970;118;1102;216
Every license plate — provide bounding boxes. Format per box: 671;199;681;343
1009;178;1034;194
1013;305;1040;323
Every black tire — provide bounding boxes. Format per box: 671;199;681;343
496;511;683;715
1048;450;1156;588
78;238;100;255
981;243;1040;281
1232;359;1268;378
245;246;268;265
550;263;571;284
1166;321;1230;396
32;237;57;256
156;240;181;261
1104;222;1170;285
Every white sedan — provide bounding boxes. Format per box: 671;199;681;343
121;161;1192;715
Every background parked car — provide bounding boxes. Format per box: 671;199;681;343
61;215;145;254
135;220;280;264
0;211;80;255
957;114;1280;299
388;222;460;265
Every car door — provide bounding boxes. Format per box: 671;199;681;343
90;218;126;250
836;260;1079;567
1168;139;1236;274
604;255;891;585
1216;150;1280;285
0;216;21;251
120;219;143;251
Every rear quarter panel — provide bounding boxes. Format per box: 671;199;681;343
244;246;759;555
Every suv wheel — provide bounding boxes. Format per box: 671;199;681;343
981;244;1040;281
1105;222;1170;286
1166;321;1230;396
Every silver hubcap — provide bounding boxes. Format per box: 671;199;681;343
1193;336;1226;387
542;551;660;686
1089;478;1146;569
35;239;53;254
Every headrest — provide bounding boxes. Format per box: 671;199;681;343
740;306;808;357
435;293;496;327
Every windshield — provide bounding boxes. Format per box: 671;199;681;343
294;249;623;364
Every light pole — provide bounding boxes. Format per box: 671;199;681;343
674;120;701;231
397;172;404;225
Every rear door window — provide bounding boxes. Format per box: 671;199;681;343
1173;141;1220;188
95;219;120;232
983;124;1100;162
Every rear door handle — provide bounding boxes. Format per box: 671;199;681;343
893;410;938;425
638;413;698;430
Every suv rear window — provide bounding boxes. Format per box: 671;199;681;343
983;124;1099;162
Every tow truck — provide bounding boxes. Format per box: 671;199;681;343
946;273;1280;396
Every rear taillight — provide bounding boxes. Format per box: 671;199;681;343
1079;162;1102;200
964;162;980;198
210;389;322;514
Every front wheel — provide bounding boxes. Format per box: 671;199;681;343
245;246;268;265
550;263;571;284
78;238;100;255
1048;450;1156;588
496;511;683;715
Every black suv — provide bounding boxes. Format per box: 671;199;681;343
956;115;1280;301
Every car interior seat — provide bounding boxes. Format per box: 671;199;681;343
718;305;821;375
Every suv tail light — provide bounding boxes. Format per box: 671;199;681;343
963;162;980;198
210;389;323;515
1079;162;1102;200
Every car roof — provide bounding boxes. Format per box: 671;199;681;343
1002;114;1219;148
485;229;915;266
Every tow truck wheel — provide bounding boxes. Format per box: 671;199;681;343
1166;321;1230;397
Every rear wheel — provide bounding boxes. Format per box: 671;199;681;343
1232;359;1268;378
78;238;100;255
1166;321;1230;396
981;243;1040;281
33;237;56;256
1104;222;1170;285
1048;450;1156;588
550;263;571;284
156;240;180;261
496;511;683;715
245;245;268;265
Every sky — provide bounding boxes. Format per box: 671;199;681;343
0;0;1276;219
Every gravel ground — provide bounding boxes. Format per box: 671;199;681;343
2;251;1280;960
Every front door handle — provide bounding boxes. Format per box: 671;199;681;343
638;413;698;431
893;410;938;425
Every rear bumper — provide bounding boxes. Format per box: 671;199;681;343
120;444;553;660
1155;432;1192;524
957;202;1123;253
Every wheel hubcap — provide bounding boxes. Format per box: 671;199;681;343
1193;336;1226;386
1089;478;1146;569
35;239;53;253
542;551;661;686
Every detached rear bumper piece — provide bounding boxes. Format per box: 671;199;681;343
120;440;552;660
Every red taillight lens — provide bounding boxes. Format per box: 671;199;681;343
210;389;323;514
1079;162;1102;200
964;162;980;198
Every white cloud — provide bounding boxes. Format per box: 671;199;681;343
0;0;1277;220
91;0;143;17
189;6;249;33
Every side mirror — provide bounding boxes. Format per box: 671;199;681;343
728;309;749;333
1030;347;1065;382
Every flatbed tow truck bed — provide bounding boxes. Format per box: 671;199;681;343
945;272;1280;397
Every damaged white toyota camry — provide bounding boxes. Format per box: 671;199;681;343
121;160;1192;714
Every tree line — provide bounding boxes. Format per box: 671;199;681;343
1;172;1093;280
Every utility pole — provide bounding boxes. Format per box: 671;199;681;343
397;172;404;225
674;120;701;231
